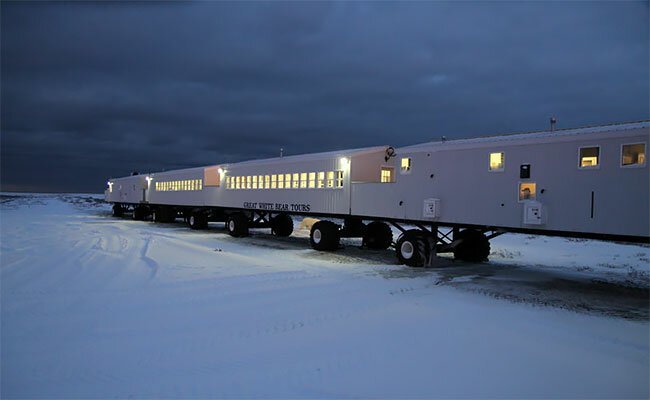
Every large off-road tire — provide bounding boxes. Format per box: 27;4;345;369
132;206;147;221
226;213;249;237
188;212;208;230
112;204;124;218
395;229;429;267
363;221;393;250
453;229;490;262
271;213;293;237
310;221;340;251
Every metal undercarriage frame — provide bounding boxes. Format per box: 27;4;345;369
388;221;505;265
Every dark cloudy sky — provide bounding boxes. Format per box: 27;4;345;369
1;1;648;193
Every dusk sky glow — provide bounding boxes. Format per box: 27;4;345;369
1;1;648;192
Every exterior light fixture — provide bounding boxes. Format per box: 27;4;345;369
339;157;350;169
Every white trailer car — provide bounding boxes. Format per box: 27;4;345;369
105;121;649;266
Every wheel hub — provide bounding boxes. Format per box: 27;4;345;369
400;240;414;259
313;229;322;244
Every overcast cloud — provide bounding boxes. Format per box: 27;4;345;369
1;1;648;192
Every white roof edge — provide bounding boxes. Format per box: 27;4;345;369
227;145;389;167
400;120;650;151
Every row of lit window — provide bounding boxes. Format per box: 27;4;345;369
226;171;344;190
155;179;203;192
578;143;646;168
488;143;646;171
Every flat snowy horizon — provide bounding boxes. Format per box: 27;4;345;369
1;193;648;398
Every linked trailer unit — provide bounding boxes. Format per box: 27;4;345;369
105;121;649;267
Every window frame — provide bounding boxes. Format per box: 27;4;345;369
578;145;601;170
488;151;505;172
400;157;412;175
620;142;647;169
380;166;395;183
517;181;537;202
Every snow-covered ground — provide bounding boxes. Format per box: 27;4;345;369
1;193;648;398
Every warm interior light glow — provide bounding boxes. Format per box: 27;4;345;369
579;147;599;168
401;157;411;173
489;152;504;171
581;157;598;167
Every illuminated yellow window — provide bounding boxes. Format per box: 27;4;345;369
234;176;239;189
257;175;262;189
401;158;412;173
300;173;307;188
285;174;291;189
248;176;253;189
381;167;394;183
317;172;325;188
579;147;600;168
308;172;316;188
293;173;299;188
278;174;284;189
271;174;277;189
489;152;504;171
519;182;536;201
252;175;257;189
262;175;268;189
336;171;344;188
327;171;334;188
622;143;646;166
198;179;202;190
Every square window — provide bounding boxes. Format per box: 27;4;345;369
381;167;394;183
278;174;284;189
264;175;270;189
271;174;277;189
489;152;505;171
308;172;316;188
317;172;325;188
326;171;334;188
519;182;536;201
300;173;307;188
622;143;646;166
292;173;299;188
252;175;258;189
285;174;291;189
401;158;412;174
579;147;600;168
336;171;344;188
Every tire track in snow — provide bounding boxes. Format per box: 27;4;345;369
139;235;159;280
